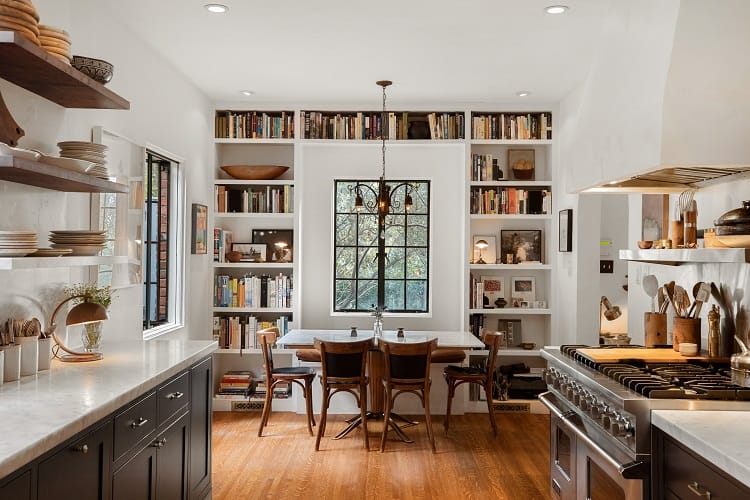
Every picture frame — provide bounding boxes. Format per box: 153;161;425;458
500;230;542;264
232;243;267;262
480;275;505;308
191;203;207;254
641;194;668;241
511;277;536;304
252;229;293;263
507;149;535;180
559;208;573;252
472;235;497;264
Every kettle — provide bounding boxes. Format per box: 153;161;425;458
731;335;750;387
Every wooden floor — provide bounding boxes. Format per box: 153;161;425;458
212;411;550;499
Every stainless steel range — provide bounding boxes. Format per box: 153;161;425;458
540;345;750;500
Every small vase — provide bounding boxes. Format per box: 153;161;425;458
373;318;383;338
81;322;103;353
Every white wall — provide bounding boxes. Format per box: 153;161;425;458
599;195;629;335
298;143;464;331
0;0;212;345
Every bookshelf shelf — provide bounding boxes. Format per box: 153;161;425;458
213;138;295;145
470;180;551;188
214;212;294;220
468;308;551;316
214;179;294;186
470;214;552;220
213;262;294;270
212;307;293;314
470;139;553;146
469;263;551;271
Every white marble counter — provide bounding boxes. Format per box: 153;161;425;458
652;410;750;488
0;339;217;479
277;329;484;349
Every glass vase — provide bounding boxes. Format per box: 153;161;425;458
81;322;103;353
373;317;383;338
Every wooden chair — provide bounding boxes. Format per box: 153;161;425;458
257;327;316;437
443;330;502;436
314;337;373;451
379;338;439;453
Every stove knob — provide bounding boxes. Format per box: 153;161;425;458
579;397;590;411
545;370;555;385
590;404;602;418
601;411;613;428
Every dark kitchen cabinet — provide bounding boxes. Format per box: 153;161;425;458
189;357;212;499
38;420;113;500
0;467;33;500
113;443;156;500
653;429;750;499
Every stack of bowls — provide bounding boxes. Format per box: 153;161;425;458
38;24;71;64
0;0;40;45
57;141;109;179
49;230;106;256
0;230;37;257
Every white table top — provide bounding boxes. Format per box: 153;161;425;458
277;329;484;349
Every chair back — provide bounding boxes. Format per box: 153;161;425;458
481;330;503;380
315;337;372;383
381;338;438;384
257;327;280;380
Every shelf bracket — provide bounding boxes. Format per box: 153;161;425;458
0;90;23;146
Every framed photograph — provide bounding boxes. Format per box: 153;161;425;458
472;235;497;264
191;203;207;254
642;194;668;241
500;230;542;264
232;243;267;262
559;208;573;252
480;275;505;308
252;229;293;262
508;149;535;180
511;277;536;304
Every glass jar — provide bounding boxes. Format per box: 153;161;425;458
373;317;383;338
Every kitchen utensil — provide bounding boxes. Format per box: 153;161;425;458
658;285;667;314
689;282;710;318
665;281;677;315
731;335;750;386
643;275;658;313
675;285;690;317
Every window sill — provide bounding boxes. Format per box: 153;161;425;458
330;311;432;319
143;322;183;341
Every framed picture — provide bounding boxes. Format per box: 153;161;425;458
508;149;535;180
559;209;573;252
511;277;536;304
191;203;207;254
252;229;293;262
642;194;668;241
472;235;497;264
480;275;505;308
232;243;267;262
500;230;542;264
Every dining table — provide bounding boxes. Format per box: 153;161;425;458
276;329;484;442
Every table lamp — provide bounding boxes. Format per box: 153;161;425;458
474;239;489;264
599;295;622;342
44;295;109;362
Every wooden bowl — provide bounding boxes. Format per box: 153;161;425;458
637;240;653;249
519;342;536;350
512;168;534;180
220;165;289;180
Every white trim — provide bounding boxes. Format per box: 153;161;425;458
145;142;185;165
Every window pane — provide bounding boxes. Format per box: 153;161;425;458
385;280;405;311
336;182;355;213
407;215;428;246
335;280;356;310
406;280;427;310
357;248;377;278
335;214;356;246
385;247;405;279
335;247;356;278
406;248;427;279
385;215;405;246
357;215;377;245
357;280;377;309
410;183;429;214
149;244;158;278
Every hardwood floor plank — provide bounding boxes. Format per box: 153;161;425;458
212;411;550;499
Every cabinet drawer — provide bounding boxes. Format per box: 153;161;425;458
157;371;189;426
114;392;157;462
663;435;749;499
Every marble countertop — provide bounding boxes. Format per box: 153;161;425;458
277;329;485;348
652;410;750;488
0;339;217;479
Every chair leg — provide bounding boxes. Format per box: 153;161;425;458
380;383;392;452
444;379;454;434
484;381;498;436
315;386;329;451
424;385;436;453
304;377;315;436
360;382;369;450
308;378;317;427
258;379;274;437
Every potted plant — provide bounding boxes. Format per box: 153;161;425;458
63;283;113;353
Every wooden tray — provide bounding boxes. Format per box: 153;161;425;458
576;347;710;363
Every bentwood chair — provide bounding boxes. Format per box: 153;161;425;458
443;329;502;436
379;337;439;453
314;337;373;451
257;327;316;437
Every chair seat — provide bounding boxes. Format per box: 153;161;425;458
273;366;316;376
444;365;486;377
430;349;466;364
296;349;321;362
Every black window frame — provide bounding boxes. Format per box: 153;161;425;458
143;151;172;329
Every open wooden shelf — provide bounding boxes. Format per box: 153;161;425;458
0;155;127;192
0;31;129;109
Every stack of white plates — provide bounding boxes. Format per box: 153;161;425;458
57;141;109;179
49;230;106;256
0;230;38;257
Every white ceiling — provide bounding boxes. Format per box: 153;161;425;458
101;0;609;106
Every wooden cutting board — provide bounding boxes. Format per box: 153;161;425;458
576;348;708;363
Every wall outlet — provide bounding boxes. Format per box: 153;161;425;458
600;260;614;273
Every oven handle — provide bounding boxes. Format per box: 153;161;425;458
538;392;649;480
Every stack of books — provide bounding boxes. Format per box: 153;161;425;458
215;371;252;400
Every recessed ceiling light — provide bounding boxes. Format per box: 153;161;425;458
204;4;228;13
240;90;254;96
545;5;568;14
516;91;531;97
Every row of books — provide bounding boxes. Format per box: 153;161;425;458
214;273;293;308
216;370;252;399
253;380;291;399
213;228;232;263
215;111;294;139
212;315;290;350
300;111;465;140
471;153;508;182
470;188;551;215
471;112;552;140
215;185;294;214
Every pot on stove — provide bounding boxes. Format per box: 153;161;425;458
731;335;750;387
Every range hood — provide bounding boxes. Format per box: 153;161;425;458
580;1;750;194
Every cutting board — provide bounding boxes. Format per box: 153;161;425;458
576;347;709;363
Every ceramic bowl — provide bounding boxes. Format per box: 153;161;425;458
519;342;537;350
71;56;114;84
220;165;289;180
679;342;698;356
637;240;653;249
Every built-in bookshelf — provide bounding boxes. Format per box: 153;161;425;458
300;110;464;140
470;111;552;141
215;110;294;139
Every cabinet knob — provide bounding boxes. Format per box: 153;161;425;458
167;391;184;400
152;437;167;448
130;417;149;428
73;444;89;454
687;481;712;499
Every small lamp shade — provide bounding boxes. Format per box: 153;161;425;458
65;301;109;327
475;239;489;250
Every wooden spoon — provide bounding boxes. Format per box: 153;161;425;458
689;282;710;318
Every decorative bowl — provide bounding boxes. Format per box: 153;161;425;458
637;240;653;249
519;342;537;350
71;55;113;84
679;342;698;356
220;165;289;180
512;167;534;180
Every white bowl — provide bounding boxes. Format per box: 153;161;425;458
679;342;698;356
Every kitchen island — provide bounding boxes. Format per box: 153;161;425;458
0;339;217;499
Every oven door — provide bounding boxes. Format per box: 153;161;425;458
540;392;649;500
